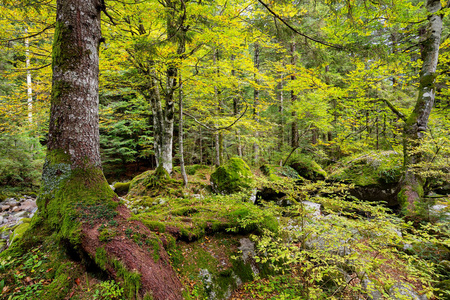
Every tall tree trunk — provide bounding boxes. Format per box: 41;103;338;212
214;48;224;165
25;28;33;125
290;42;299;149
231;55;242;157
39;1;182;299
399;0;444;214
278;73;284;152
179;73;188;187
253;42;260;164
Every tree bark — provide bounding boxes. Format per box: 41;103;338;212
400;0;444;214
290;42;299;149
25;28;33;125
214;48;224;165
179;73;188;187
38;1;183;299
253;42;260;164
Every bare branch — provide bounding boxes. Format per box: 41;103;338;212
184;105;248;131
257;0;344;50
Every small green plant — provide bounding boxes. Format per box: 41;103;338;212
93;280;124;300
125;228;133;239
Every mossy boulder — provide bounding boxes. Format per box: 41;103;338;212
113;181;131;196
128;165;184;199
329;151;402;186
10;220;32;245
260;165;301;182
288;156;327;181
210;158;254;194
328;151;403;206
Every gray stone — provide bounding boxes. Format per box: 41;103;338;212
0;215;3;224
1;205;10;211
302;201;321;217
389;283;428;300
13;211;29;219
1;229;10;240
238;238;259;276
361;278;383;300
249;188;257;204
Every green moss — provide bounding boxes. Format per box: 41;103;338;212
114;181;131;195
139;219;166;233
289;155;327;181
128;166;183;199
9;222;30;245
113;260;141;300
185;164;209;175
39;164;116;247
98;227;117;242
95;247;108;270
435;280;450;297
232;258;254;282
210;157;254;194
329;151;402;186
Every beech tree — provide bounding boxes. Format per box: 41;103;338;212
37;0;182;299
399;0;446;214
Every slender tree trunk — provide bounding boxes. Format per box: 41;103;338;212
231;55;243;157
290;42;299;149
278;73;284;152
25;28;32;124
178;74;188;187
400;0;444;214
253;42;260;164
39;1;183;299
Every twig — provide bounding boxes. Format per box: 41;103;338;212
257;0;344;50
183;105;248;131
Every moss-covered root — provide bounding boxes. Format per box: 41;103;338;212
38;166;183;300
82;203;183;300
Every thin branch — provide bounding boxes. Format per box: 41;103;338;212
0;24;55;43
257;0;344;50
379;98;406;121
13;63;51;72
183;105;248;131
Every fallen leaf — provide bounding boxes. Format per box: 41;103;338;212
75;278;81;285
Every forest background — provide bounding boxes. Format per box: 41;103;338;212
0;0;450;299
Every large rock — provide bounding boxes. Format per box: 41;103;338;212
210;158;254;194
328;151;402;206
289;156;327;181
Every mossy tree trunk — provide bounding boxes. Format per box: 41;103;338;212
145;0;188;175
38;1;182;299
400;0;444;214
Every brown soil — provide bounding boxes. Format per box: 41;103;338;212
80;197;183;300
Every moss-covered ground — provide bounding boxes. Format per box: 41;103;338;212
2;160;449;300
328;151;403;186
